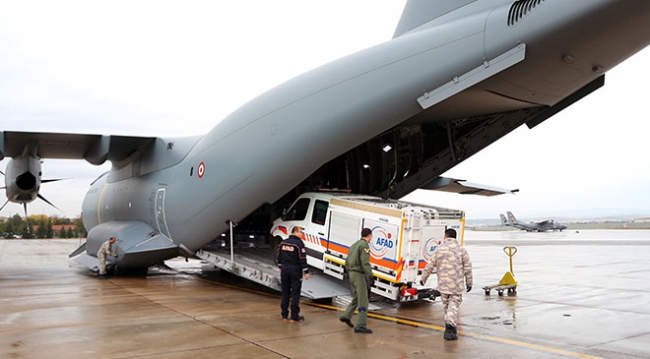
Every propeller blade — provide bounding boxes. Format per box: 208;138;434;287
38;194;62;211
0;199;9;212
41;178;68;184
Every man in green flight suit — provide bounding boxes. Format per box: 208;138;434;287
339;227;374;334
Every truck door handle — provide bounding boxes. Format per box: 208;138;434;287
318;232;325;236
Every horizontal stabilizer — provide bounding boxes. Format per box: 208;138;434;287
421;176;518;196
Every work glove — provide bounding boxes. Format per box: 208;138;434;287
466;286;472;293
112;253;118;258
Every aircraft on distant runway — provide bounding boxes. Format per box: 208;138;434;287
501;211;567;232
1;0;648;273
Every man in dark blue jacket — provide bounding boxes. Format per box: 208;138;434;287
276;226;310;322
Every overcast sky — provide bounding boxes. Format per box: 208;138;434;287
1;1;649;221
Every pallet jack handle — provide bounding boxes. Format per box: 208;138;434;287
503;246;517;274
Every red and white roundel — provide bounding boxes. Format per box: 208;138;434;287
198;162;205;178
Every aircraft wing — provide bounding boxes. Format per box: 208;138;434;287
420;176;518;197
0;131;156;165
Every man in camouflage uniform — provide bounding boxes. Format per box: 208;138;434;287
421;228;473;340
339;228;374;334
97;237;117;279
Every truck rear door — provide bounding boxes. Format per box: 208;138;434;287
365;218;400;273
420;225;446;269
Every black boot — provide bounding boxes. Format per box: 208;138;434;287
443;323;458;340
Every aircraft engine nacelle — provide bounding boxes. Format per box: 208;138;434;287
3;156;42;204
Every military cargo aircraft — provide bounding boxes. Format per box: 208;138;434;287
1;0;649;272
501;211;567;232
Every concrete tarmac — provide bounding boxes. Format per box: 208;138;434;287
1;235;649;358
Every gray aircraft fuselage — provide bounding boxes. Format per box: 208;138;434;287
3;0;649;268
81;0;649;262
505;211;567;232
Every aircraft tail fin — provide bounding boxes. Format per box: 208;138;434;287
393;0;478;38
499;214;508;225
507;211;518;224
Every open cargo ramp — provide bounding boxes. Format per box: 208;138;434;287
196;246;351;299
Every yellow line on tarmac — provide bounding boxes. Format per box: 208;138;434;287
366;311;602;359
304;301;602;359
458;331;603;359
197;277;601;359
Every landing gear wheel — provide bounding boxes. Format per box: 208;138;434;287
114;266;148;276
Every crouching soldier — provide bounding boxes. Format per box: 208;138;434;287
97;236;117;279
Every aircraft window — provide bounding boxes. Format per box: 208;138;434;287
283;198;310;221
311;200;329;225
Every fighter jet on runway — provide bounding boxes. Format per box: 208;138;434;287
1;0;648;272
501;211;567;232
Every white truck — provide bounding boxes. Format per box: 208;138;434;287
271;191;466;302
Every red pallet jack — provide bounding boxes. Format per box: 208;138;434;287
483;246;518;296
